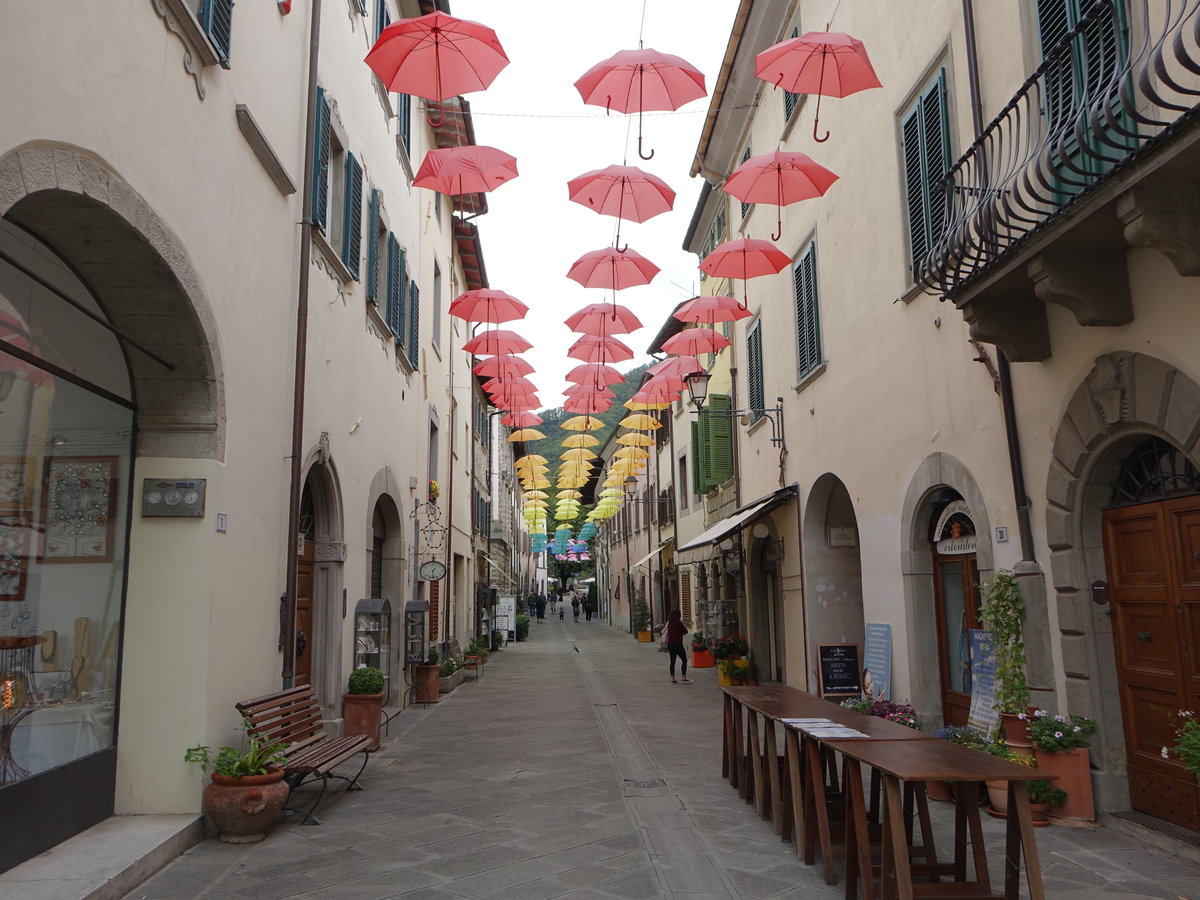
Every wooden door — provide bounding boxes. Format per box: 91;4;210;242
933;555;981;726
1103;497;1200;831
294;539;314;687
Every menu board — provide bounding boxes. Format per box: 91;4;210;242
817;643;861;698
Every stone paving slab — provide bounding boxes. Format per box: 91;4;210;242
117;618;1200;900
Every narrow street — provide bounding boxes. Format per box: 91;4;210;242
110;620;1200;900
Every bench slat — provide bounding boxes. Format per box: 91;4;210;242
235;688;370;781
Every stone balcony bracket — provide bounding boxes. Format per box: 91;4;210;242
1116;185;1200;278
1027;251;1133;327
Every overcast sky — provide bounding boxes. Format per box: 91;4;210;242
452;0;740;410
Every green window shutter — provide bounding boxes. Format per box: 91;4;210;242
374;0;389;41
690;422;702;495
395;247;408;345
365;189;380;304
398;94;412;153
342;153;363;279
746;323;764;417
739;146;752;220
357;0;368;14
200;0;235;68
407;282;420;365
386;234;402;335
793;242;821;377
708;393;733;485
901;69;948;276
694;414;715;493
783;26;800;119
312;87;331;232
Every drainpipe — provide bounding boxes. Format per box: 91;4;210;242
283;0;323;689
963;0;1036;563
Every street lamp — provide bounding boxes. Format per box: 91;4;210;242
684;371;786;449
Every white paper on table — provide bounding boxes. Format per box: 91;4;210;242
799;725;870;739
779;717;835;725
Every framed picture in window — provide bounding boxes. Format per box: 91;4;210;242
40;456;118;563
0;458;33;514
0;515;30;601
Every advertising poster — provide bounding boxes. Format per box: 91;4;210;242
497;596;516;643
967;629;999;735
862;623;892;701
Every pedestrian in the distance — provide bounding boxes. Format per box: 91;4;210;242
583;597;593;621
665;609;691;684
571;595;580;622
558;606;565;621
535;596;546;623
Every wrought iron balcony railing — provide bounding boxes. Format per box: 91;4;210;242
917;0;1200;297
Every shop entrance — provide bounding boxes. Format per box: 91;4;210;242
929;496;981;727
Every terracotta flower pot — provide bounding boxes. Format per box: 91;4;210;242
203;769;289;843
1029;801;1051;826
343;692;384;750
414;664;440;704
692;649;715;668
1034;746;1095;822
925;780;954;802
1000;713;1034;759
985;779;1008;817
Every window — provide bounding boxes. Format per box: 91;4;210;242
793;241;822;379
900;69;949;277
342;154;363;279
197;0;235;67
700;207;727;264
373;0;389;41
783;26;801;120
678;456;689;509
385;234;407;344
397;93;412;154
691;393;733;494
406;280;420;366
739;146;752;220
312;87;356;273
431;263;442;347
746;319;764;419
365;189;384;304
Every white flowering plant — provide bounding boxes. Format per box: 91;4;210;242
1163;710;1200;779
1025;709;1095;753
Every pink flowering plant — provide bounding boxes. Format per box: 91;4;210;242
869;699;920;729
1025;708;1095;753
1164;710;1200;779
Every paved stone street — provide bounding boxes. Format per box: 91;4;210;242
124;619;1200;899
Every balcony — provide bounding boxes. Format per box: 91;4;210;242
917;0;1200;361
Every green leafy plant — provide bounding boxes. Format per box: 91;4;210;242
184;717;287;777
934;724;987;750
515;612;530;641
983;739;1034;765
439;656;460;677
426;647;440;666
466;637;489;662
1164;710;1200;778
868;699;919;729
347;665;384;695
1027;779;1067;806
979;569;1029;715
690;633;711;652
1026;709;1095;753
718;659;749;682
840;696;873;715
631;594;651;632
711;634;749;660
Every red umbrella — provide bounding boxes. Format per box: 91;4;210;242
483;376;536;393
567;333;634;363
567;247;659;291
567;164;675;250
462;329;532;355
564;303;643;336
722;150;838;240
414;146;518;197
661;327;732;356
565;363;625;386
648;355;703;378
452;289;528;324
474;355;534;377
574;49;707;160
755;31;881;142
564;396;613;413
642;373;687;392
564;384;616;400
673;295;754;326
365;11;509;106
502;411;543;427
700;238;791;308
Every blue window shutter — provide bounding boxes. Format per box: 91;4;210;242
783;26;800;119
395;248;408;345
921;71;950;257
342;153;363;279
386;234;402;335
746;322;764;417
739;146;752;220
408;282;420;364
200;0;236;68
365;189;380;304
312;87;331;232
398;94;412;153
793;243;821;377
374;0;389;41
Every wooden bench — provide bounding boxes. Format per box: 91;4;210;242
236;685;371;825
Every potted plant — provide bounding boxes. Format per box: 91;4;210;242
712;634;749;661
867;699;920;730
930;725;987;801
1027;708;1096;821
979;570;1031;750
184;717;289;843
438;655;462;694
982;740;1034;817
718;658;749;686
743;655;759;686
631;595;652;641
1164;709;1200;779
343;665;385;750
1026;779;1067;826
515;612;530;642
691;634;715;668
414;647;440;704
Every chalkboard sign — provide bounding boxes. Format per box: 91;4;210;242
818;644;861;698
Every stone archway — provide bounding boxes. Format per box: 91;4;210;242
1044;350;1200;811
301;438;345;715
0;145;224;459
366;469;406;685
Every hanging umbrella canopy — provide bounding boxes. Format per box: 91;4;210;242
565;302;644;336
700;239;792;280
452;289;528;324
567;247;660;291
615;446;650;460
414;146;519;196
617;432;656;446
476;355;534;377
567;333;635;363
561;433;601;448
562;415;606;432
524;490;550;499
661;327;731;356
515;454;548;465
567;164;675;222
561;448;598;461
619;414;662;430
365;11;510;101
565;363;625;386
507;428;546;442
463;329;532;355
558;490;584;499
524;477;551;488
722;150;838;240
649;355;704;378
672;296;753;326
523;499;549;508
755;31;881;142
625;398;670;411
642;373;687;392
501;410;542;426
600;488;624;497
483;375;536;393
563;382;616;399
564;397;613;414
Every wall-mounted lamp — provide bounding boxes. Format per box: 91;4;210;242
50;434;68;447
684;370;786;449
684;371;711;410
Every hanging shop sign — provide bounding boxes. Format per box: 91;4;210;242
934;500;977;555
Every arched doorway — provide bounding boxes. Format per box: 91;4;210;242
926;491;982;726
748;529;784;683
297;450;344;715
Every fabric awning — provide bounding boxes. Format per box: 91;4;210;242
630;542;668;569
674;486;797;565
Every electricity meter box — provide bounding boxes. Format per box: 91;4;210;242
403;597;429;667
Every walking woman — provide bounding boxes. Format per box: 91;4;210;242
664;609;691;684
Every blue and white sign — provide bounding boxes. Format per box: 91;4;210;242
967;629;999;735
862;623;892;701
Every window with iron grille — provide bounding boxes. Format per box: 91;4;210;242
197;0;235;68
899;69;949;278
793;241;822;380
746;319;764;422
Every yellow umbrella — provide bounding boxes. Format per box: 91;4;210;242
558;489;583;499
560;448;598;461
561;434;601;448
558;479;587;488
617;433;655;446
619;414;661;430
515;464;549;474
524;490;549;499
508;428;547;442
625;399;670;410
523;499;549;508
562;415;606;432
602;475;626;487
559;463;595;474
525;477;551;488
615;446;650;459
599;488;623;497
515;454;548;465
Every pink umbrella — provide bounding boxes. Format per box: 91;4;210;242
462;329;532;355
567;247;659;291
642;373;687;391
648;355;703;378
567;164;675;249
482;376;536;393
564;384;616;400
722;150;838;240
474;355;534;377
564;303;643;336
754;31;881;142
673;295;754;326
414;146;518;196
564;396;613;413
567;333;635;364
365;11;509;106
565;363;625;386
451;289;528;323
661;327;732;356
699;239;792;308
574;49;707;159
502;411;543;427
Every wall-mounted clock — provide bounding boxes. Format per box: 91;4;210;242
418;559;447;582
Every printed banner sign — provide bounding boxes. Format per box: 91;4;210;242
862;623;892;701
967;629;999;735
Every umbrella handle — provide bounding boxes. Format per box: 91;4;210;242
426;102;445;128
813;118;830;143
636;85;654;160
812;76;829;142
